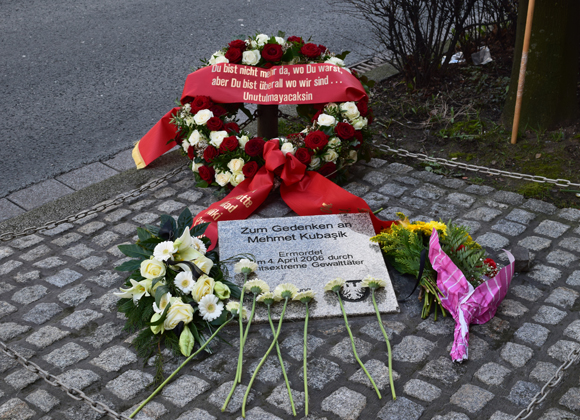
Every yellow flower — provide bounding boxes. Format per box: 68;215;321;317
245;279;269;295
140;258;166;279
293;290;316;303
274;283;298;300
324;277;345;293
163;298;194;330
423;221;447;237
191;275;215;303
360;275;387;289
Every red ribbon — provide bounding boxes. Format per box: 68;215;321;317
194;141;394;250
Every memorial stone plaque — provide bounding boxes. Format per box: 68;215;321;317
218;213;399;321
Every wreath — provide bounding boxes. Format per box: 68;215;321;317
169;32;375;189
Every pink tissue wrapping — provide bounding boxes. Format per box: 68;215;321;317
428;229;515;362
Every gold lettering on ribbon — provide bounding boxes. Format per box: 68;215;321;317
320;203;333;214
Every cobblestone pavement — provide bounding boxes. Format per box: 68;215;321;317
1;158;579;420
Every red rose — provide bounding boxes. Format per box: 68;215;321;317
228;39;246;51
356;101;368;117
261;43;283;62
225;47;243;64
353;130;363;148
206;117;224;131
304;131;329;150
318;162;337;178
295;148;312;165
300;43;321;59
210;105;227;117
198;165;215;183
224;122;240;134
484;258;497;269
187;147;195;160
263;62;273;69
334;122;355;140
287;36;304;44
191;96;213;113
318;44;327;54
311;110;323;123
242;161;259;178
245;137;265;157
219;136;239;153
203;145;219;162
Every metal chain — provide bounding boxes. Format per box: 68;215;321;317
514;346;580;419
0;164;187;242
374;143;580;188
0;341;132;419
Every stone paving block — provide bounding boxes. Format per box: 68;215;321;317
19;245;51;262
44;268;83;287
60;309;103;330
399;196;427;209
450;384;494;413
103;208;132;223
546;287;579;308
501;342;533;367
539;408;579;420
559;388;580;412
463;206;502;222
362;170;391;186
43;342;90;369
22;302;63;325
280;331;325;361
428;203;459;220
508;380;541;406
529;265;562;285
559;237;580;253
56;162;119;190
522;198;557;215
349;359;399;390
4;368;40;390
359;320;405;341
90;289;119;312
362;192;390;209
58;284;92;306
51;233;82;247
92;231;120;247
485;199;510;210
362;158;389;168
42;222;75;236
377;396;424;420
491;219;527;236
563;320;580;342
329;336;372;363
235;407;282;420
59;393;115;420
25;389;60;413
514;323;550;346
533;305;567;325
26;325;70;348
386;162;412;173
534;220;571;238
8;180;74;210
378;183;408;197
190;352;237;382
489;411;515;420
417;317;455;336
393;175;421;186
130;199;156;211
546;249;577;267
104;149;136;171
558;207;580;222
265;384;305;415
160;375;210;408
567;270;580;287
11;235;44;250
0;322;31;340
80;322;124;349
474;362;512;386
112;223;138;236
175;408;217;420
90;345;137;372
256;200;292;218
0;345;34;373
0;260;23;275
57;369;100;390
62;243;96;259
153;187;178;199
0;199;25;222
476;232;510;251
32;256;68;269
14;270;40;283
518;236;552;251
0;301;18;319
529;361;559;383
157;199;187;214
419;356;463;385
438;178;466;189
0;247;15;261
321;387;366;420
547;340;580;362
412;171;443;183
297;357;343;390
0;282;16;295
505;208;536;225
392;335;435;363
77;255;108;270
403;378;441;402
492;190;525;205
464;184;495;195
247;356;289;384
453;219;481;234
412;183;446;200
85;270;121;288
208;380;255;413
432;412;470;420
122;401;167;420
0;398;36;420
343;181;371;197
510;285;543;302
498;299;528;317
378;207;413;221
106;370;154;400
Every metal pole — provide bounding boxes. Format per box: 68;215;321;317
511;0;536;144
257;104;279;139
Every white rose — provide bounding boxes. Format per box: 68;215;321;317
249;39;258;49
275;36;285;45
181;140;190;154
352;117;368;130
227;158;245;172
237;135;249;148
209;51;228;65
328;137;341;148
163;298;194;330
340;102;360;120
242;50;261;65
190;275;215;302
317;113;336;126
209;130;228;148
193;109;214;125
194;256;214;275
325;57;345;67
348;150;358;164
323;149;339;162
215;171;232;187
230;171;245;187
281;142;296;155
192;162;202;173
309;156;321;170
256;34;270;46
188;129;204;147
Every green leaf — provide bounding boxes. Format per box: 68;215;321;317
209;310;228;326
179;325;195;357
115;259;143;272
296;104;315;121
159;215;177;239
277;30;286;38
137;228;153;242
196;180;209;188
118;244;152;259
190;222;210;238
177;208;194;237
336;50;350;60
155;285;170;308
149;303;170;326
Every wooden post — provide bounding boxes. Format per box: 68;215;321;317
511;0;536;144
257;104;279;139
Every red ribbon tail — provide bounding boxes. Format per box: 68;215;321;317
133;107;180;168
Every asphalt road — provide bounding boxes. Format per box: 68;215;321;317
0;0;376;198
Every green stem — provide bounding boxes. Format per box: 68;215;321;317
239;293;257;384
336;291;382;399
268;305;295;416
303;302;309;416
371;289;396;401
222;272;248;412
242;298;288;417
130;316;233;418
